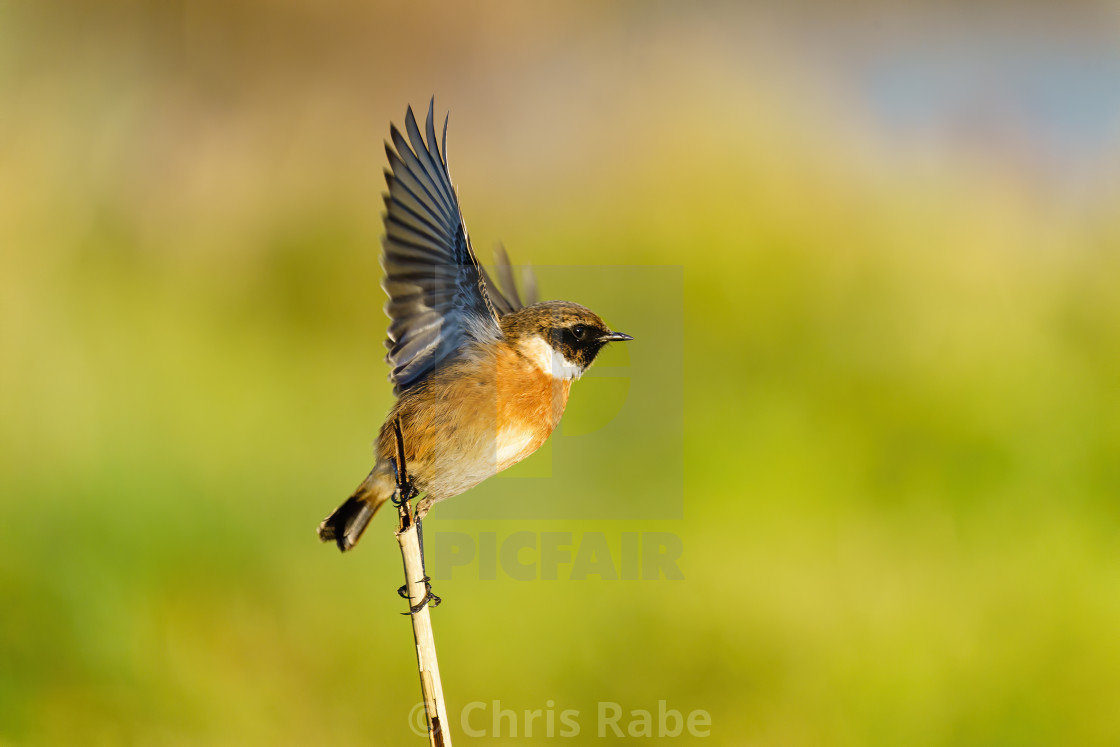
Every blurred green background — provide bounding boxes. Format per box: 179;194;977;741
4;1;1120;744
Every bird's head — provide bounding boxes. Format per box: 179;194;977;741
501;301;633;380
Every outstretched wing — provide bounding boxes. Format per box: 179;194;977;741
482;243;539;317
381;100;502;394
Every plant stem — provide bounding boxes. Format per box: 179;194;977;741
393;417;452;746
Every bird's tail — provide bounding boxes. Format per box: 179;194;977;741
318;469;391;552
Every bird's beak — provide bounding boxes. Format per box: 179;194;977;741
600;331;634;342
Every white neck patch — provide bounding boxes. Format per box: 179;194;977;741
519;336;584;381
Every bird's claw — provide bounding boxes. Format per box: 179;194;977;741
400;576;441;614
390;484;411;508
412;591;441;614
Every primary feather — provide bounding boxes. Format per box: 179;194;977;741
381;100;538;394
381;99;502;394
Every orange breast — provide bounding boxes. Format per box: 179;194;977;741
382;342;572;498
493;345;570;470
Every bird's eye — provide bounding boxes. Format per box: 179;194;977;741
572;324;587;341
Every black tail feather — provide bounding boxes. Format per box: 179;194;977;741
318;495;375;552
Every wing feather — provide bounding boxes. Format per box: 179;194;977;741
380;99;505;394
493;244;523;311
481;243;539;316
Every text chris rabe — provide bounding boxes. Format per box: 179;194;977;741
458;700;711;738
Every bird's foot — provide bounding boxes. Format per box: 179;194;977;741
399;576;441;614
390;483;415;508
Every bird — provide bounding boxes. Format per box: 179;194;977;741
317;99;632;556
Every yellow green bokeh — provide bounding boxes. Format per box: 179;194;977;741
3;2;1120;744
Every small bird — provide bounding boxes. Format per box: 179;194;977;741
318;100;632;553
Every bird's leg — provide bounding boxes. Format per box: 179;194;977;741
394;471;419;604
402;501;440;613
391;416;440;614
394;484;440;612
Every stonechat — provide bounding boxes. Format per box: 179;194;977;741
318;100;632;553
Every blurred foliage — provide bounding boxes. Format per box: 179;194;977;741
3;1;1120;745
